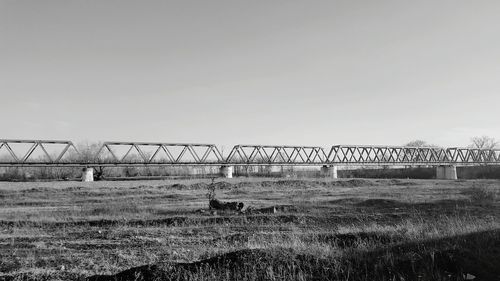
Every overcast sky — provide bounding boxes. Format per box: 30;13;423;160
1;0;499;147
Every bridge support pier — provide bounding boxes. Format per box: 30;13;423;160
436;165;457;180
266;165;282;176
220;166;233;178
82;167;94;182
320;165;338;178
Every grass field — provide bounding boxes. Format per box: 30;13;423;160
0;178;499;280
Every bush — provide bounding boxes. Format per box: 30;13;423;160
468;184;498;205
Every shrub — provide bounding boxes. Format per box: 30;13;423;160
468;184;498;205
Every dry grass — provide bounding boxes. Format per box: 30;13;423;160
467;183;498;206
0;178;499;280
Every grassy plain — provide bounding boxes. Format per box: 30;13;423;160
0;178;499;280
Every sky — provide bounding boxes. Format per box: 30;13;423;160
1;0;499;148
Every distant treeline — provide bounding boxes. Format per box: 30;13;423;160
340;166;500;179
1;165;499;181
0;166;220;181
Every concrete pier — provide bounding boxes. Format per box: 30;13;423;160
320;165;338;178
436;165;457;180
220;166;233;178
266;165;282;176
82;167;94;182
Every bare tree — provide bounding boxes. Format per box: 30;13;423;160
76;141;105;180
470;136;498;149
403;140;437;164
405;140;432;147
75;141;104;162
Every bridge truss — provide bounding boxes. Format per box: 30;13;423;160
328;145;500;165
0;139;499;167
0;139;79;165
95;142;224;165
225;145;329;165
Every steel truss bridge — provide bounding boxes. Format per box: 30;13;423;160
0;139;499;167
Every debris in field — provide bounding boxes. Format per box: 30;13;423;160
464;273;476;280
171;183;188;189
209;199;244;211
206;178;244;212
245;206;277;214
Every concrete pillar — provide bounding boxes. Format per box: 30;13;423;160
436;165;457;180
436;166;445;179
320;165;338;178
266;165;282;176
220;166;233;178
445;165;458;180
82;167;94;182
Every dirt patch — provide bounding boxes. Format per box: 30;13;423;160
275;204;300;213
156;183;189;190
238;179;375;189
325;197;364;205
209;233;251;245
257;180;313;189
130;185;153;189
334;179;375;187
20;187;50;194
226;188;248;195
212;182;233;189
61;186;86;192
387;179;419;186
355;198;406;208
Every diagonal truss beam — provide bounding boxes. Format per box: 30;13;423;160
1;139;499;166
225;145;328;164
0;139;80;164
326;145;500;165
94;142;224;164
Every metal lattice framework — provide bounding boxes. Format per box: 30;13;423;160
447;147;500;164
0;139;79;164
226;145;328;164
1;139;500;167
327;145;500;165
95;142;224;165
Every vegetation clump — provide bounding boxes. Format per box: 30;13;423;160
467;184;498;205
